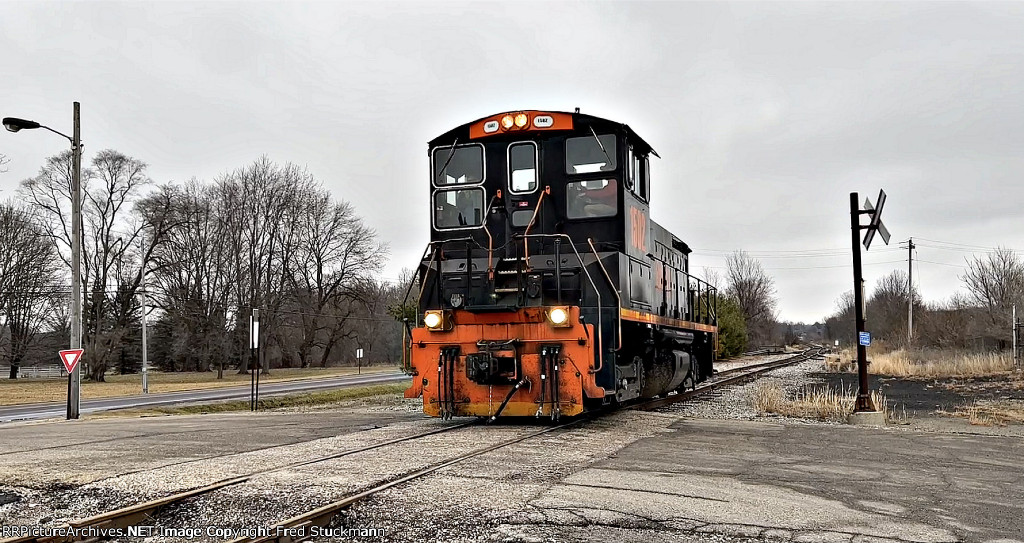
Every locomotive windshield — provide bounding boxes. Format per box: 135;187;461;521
433;144;484;186
508;143;537;193
434;188;484;228
565;134;617;174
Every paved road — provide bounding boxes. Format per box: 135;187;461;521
0;372;410;423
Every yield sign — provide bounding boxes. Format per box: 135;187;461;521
59;349;84;373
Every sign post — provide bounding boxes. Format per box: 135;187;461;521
850;190;890;413
356;348;364;375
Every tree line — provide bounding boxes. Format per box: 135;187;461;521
824;248;1024;350
704;251;782;358
0;151;405;380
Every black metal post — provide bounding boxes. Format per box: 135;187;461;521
850;192;872;411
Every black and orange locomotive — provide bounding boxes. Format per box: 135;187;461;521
404;110;718;419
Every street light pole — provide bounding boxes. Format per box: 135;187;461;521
69;102;82;419
3;102;83;419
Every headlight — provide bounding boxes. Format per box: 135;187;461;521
514;113;529;128
501;114;514;129
424;311;443;330
547;307;571;327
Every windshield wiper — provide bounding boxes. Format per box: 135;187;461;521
589;127;614;169
435;138;459;183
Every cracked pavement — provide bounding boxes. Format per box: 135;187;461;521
343;413;1023;543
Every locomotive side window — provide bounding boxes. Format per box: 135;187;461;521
432;144;484;186
566;179;617;219
508;142;538;193
565;134;617;174
433;188;485;229
640;156;650;201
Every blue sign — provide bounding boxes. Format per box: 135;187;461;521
858;332;871;346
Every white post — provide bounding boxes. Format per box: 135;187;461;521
1013;304;1018;369
140;234;148;394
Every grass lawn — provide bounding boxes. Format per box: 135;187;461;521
0;366;400;406
95;382;412;418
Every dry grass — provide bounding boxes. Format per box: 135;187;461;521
0;366;397;406
749;378;895;423
93;383;411;418
824;348;1015;378
944;399;1024;427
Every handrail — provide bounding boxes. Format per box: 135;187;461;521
519;233;603;374
522;186;551;266
415;236;476;319
588;237;622;352
481;192;500;280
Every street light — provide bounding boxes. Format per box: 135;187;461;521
3;104;83;420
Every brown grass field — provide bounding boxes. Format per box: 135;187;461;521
944;400;1024;426
824;348;1015;378
0;366;398;406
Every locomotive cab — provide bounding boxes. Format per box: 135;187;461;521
405;110;718;419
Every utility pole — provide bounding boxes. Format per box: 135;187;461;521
906;238;915;346
3;103;83;418
140;234;149;394
68;102;82;419
1014;304;1019;370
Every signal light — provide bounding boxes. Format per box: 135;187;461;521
547;307;571;327
424;311;444;330
501;115;514;130
514;113;529;128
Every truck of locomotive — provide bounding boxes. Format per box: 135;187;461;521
403;110;718;419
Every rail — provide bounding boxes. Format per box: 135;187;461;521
0;421;477;543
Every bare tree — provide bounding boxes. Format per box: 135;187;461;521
287;191;385;368
961;247;1024;335
725;251;778;345
149;181;235;372
0;203;61;378
0;153;9;174
866;270;920;344
21;149;162;381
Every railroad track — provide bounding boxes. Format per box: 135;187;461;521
0;421;476;543
636;345;826;411
230;347;826;543
2;347;824;543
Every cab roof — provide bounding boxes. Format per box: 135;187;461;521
427;110;659;158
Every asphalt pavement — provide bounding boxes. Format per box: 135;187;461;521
0;371;410;423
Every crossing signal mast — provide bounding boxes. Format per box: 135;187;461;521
850;190;890;413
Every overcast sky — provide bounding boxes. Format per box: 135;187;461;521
2;1;1022;324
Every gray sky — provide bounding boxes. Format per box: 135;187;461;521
2;1;1022;324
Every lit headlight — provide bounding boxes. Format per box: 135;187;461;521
501;114;515;129
424;311;443;330
514;113;529;128
547;307;570;327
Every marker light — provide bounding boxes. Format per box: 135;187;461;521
514;113;529;128
424;311;443;330
501;115;515;130
547;307;571;327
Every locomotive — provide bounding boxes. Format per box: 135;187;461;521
403;110;718;419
